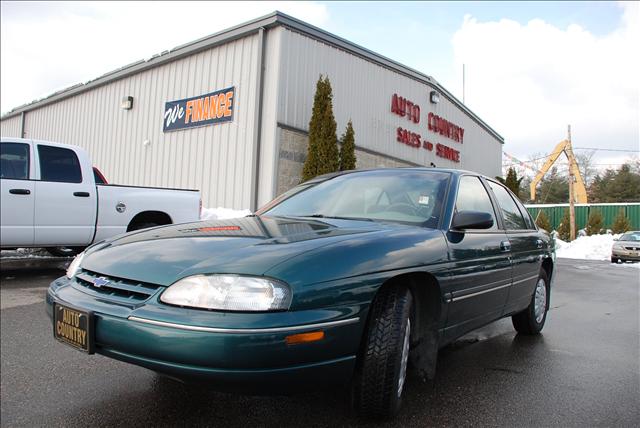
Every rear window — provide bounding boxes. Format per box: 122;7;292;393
1;143;30;180
38;145;82;183
488;181;528;230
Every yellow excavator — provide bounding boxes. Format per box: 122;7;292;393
530;126;588;203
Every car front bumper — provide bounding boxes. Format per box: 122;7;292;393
611;248;640;261
46;276;365;393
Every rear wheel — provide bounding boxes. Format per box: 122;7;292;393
45;246;85;257
128;222;159;232
352;286;413;419
512;270;550;335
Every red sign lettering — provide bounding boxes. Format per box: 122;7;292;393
391;94;420;124
427;112;464;144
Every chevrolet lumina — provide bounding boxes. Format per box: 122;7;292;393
47;168;554;418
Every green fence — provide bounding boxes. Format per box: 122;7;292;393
525;203;640;231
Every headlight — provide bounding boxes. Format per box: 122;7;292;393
160;275;292;311
612;243;624;250
66;251;85;279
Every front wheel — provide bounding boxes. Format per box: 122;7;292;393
352;286;413;419
512;270;550;335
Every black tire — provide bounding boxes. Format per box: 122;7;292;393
611;256;618;263
128;222;159;232
352;286;413;419
512;269;550;335
45;246;85;257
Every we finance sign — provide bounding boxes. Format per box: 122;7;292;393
163;87;235;132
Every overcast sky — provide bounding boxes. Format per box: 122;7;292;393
1;1;638;172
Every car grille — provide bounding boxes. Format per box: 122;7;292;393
74;269;163;304
624;246;639;251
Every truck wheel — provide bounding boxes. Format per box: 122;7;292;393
352;286;413;419
45;246;85;257
512;269;550;335
128;222;159;231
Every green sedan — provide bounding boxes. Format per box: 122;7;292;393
47;168;555;418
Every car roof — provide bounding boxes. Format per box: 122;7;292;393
308;166;489;183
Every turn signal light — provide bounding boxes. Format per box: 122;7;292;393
285;331;325;345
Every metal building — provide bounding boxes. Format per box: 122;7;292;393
1;12;504;210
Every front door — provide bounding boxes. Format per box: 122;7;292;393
0;142;35;246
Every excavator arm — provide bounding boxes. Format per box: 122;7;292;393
530;140;569;201
565;146;588;203
529;139;588;203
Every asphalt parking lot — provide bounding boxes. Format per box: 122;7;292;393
1;258;639;427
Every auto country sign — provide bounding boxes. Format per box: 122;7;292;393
163;87;235;132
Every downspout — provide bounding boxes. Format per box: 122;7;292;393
20;111;26;138
250;27;267;212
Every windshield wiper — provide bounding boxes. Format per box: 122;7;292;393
294;214;373;222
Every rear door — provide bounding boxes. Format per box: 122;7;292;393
486;180;543;315
0;141;35;246
443;175;512;342
34;144;97;246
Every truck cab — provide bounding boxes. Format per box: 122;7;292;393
1;138;201;250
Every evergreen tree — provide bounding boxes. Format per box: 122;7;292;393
589;164;640;202
611;208;631;234
557;209;571;241
339;120;356;171
497;169;524;199
302;75;339;182
535;210;552;232
535;167;569;203
585;209;604;236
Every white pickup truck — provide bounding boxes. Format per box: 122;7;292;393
1;138;201;256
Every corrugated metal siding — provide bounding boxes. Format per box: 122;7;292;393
19;34;260;209
276;29;503;178
526;203;640;231
257;28;283;207
0;114;21;138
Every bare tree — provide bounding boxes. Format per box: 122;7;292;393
574;150;596;186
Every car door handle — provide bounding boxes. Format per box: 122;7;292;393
536;239;544;249
73;191;90;197
500;240;511;252
9;188;31;195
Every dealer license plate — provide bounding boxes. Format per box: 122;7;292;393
54;304;94;353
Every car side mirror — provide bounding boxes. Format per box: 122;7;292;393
451;210;494;230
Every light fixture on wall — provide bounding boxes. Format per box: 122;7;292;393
429;91;440;104
121;96;134;110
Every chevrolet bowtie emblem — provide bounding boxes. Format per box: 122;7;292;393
93;277;110;288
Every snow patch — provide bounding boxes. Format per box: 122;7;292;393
201;207;251;221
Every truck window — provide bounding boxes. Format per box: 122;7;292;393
38;145;82;183
1;143;30;180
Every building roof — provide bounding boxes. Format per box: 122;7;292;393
1;11;503;142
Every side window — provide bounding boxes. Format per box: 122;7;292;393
488;181;527;230
455;176;498;230
38;145;82;183
0;143;30;180
514;197;536;229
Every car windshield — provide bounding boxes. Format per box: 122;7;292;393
263;169;451;227
619;232;640;241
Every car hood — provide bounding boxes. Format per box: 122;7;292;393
81;216;395;286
